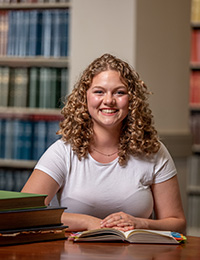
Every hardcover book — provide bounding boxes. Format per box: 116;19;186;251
0;190;47;211
0;206;66;231
70;228;186;244
0;225;68;246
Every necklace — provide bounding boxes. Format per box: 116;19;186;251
92;147;118;157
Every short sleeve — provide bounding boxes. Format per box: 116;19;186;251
153;142;177;184
34;140;69;187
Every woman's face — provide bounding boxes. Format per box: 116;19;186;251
87;70;129;130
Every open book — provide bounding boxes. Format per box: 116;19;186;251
70;228;186;244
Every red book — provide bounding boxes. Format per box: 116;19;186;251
190;29;200;63
190;71;200;105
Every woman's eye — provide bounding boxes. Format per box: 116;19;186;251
116;90;126;95
94;90;104;94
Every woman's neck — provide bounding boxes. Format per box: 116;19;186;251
91;125;120;151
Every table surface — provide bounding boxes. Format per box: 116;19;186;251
0;235;199;260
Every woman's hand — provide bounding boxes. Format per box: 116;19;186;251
100;212;145;231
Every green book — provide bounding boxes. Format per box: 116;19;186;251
0;190;47;211
0;67;10;107
28;67;39;108
12;68;28;107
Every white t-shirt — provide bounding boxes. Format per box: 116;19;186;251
35;140;177;219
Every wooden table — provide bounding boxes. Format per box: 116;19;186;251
0;236;199;260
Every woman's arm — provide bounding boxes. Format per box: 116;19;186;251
21;169;102;231
100;175;186;234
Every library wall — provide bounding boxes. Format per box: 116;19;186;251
135;0;191;216
69;0;136;88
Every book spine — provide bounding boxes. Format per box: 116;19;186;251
190;112;200;145
39;68;50;108
22;120;33;160
61;10;69;57
46;120;60;148
7;11;15;56
0;118;6;158
28;10;38;56
0;11;8;56
28;67;39;108
0;67;10;107
13;118;25;160
191;0;200;23
190;70;200;105
12;68;28;107
4;118;14;159
32;117;47;160
41;10;52;57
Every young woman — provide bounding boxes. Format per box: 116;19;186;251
22;54;186;233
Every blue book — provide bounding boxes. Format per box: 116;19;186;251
41;10;52;57
29;10;42;56
13;119;32;160
23;11;30;56
0;118;6;158
46;120;60;148
7;11;15;56
61;10;69;56
32;119;47;160
15;11;24;56
13;119;24;160
52;10;61;57
4;119;14;159
0;169;7;190
22;120;33;160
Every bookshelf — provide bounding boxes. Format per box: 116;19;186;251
188;0;200;236
0;1;70;191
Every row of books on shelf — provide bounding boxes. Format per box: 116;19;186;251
190;112;200;145
0;67;68;108
0;190;68;245
190;70;200;105
191;0;200;23
0;169;31;192
190;29;200;63
0;9;69;57
0;115;61;160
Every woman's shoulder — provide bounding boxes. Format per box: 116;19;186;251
50;139;71;151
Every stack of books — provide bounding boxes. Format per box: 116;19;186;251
0;190;68;246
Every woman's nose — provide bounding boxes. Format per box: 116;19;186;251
103;93;116;105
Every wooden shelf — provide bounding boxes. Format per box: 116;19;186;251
0;2;71;10
0;107;62;116
0;159;36;169
191;22;200;28
187;185;200;195
190;63;200;70
0;57;69;68
192;144;200;153
189;104;200;111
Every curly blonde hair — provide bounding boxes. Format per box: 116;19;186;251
58;53;160;165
